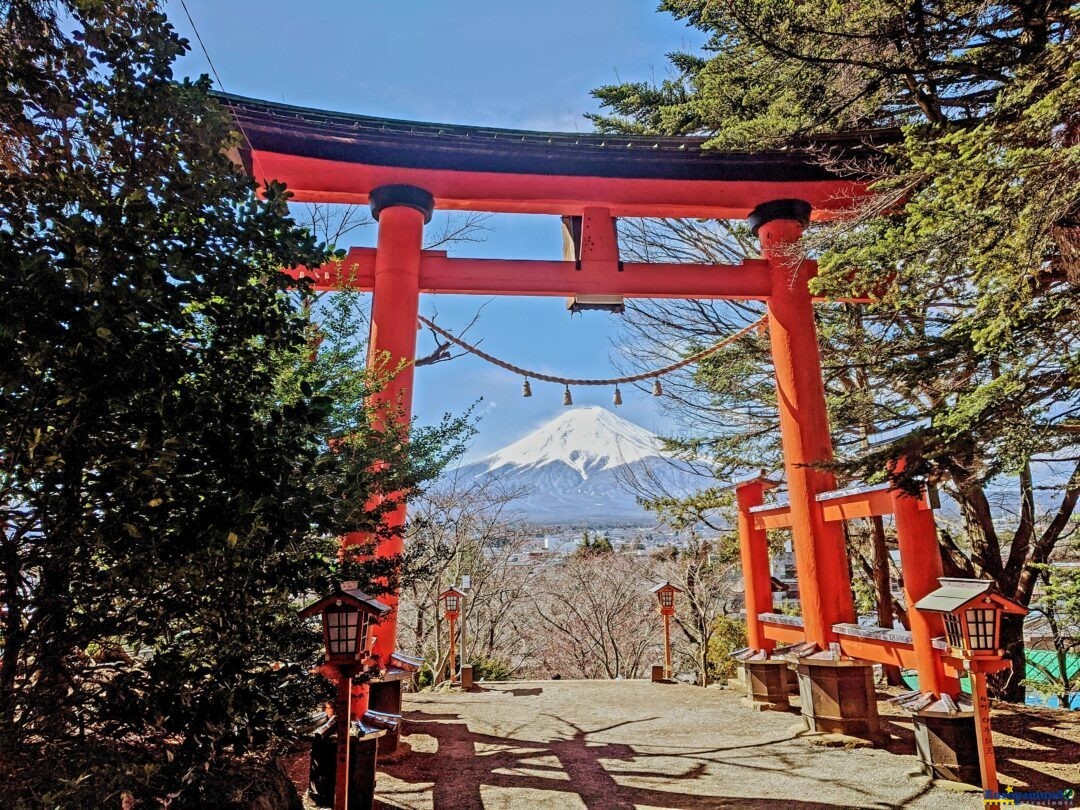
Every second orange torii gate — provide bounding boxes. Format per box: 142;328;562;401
739;478;960;696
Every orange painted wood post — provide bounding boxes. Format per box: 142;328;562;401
970;669;999;793
334;675;352;810
354;186;432;674
755;201;855;646
663;612;672;678
889;483;958;696
735;477;777;651
447;615;457;683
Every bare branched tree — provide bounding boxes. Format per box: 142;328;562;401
398;475;540;683
294;203;494;369
531;553;655;679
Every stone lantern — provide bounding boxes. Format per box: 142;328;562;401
650;582;683;680
915;578;1028;793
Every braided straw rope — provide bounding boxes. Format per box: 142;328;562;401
417;314;768;387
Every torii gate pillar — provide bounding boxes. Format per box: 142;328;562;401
755;201;880;741
735;475;778;652
356;185;432;746
754;201;855;644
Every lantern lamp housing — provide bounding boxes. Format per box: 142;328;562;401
300;582;391;666
650;581;683;615
439;586;467;619
914;578;1027;659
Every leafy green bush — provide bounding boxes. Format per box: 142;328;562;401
705;615;748;682
0;2;468;805
469;655;513;682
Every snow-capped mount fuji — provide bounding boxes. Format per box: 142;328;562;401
449;406;705;525
479;406;660;479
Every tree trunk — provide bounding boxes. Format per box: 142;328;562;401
991;613;1027;702
870;517;903;686
1044;603;1074;708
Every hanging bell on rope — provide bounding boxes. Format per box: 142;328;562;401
613;386;623;406
563;385;573;406
652;378;663;397
522;378;532;398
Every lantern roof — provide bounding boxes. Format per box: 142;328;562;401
914;578;1027;616
439;586;468;600
650;581;684;594
299;582;391;620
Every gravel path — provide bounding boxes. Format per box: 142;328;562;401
373;679;985;810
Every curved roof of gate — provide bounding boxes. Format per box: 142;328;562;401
218;92;882;219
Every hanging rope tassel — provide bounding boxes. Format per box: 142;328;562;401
415;314;766;390
613;386;623;406
522;379;532;398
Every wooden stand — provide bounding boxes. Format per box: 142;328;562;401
663;612;673;679
912;709;980;785
368;680;402;757
796;659;882;741
744;659;791;711
309;721;385;810
970;670;999;792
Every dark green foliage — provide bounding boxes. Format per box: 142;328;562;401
705;615;748;682
467;655;513;682
575;530;614;556
599;1;1079;699
0;1;467;804
1025;564;1080;708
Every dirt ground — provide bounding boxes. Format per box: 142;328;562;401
364;678;1078;810
288;678;1079;809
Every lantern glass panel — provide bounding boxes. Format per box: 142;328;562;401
326;605;361;656
660;591;674;608
445;595;459;613
965;608;996;650
943;613;964;649
359;613;372;651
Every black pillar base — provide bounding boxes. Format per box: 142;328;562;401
369;680;403;756
796;659;883;742
308;731;380;810
744;659;791;711
913;710;980;785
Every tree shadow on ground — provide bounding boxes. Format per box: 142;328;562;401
376;708;941;810
990;706;1080;793
466;686;548;699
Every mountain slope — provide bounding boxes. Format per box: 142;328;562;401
448;406;707;524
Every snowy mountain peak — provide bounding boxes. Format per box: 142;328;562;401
476;406;661;479
450;406;704;524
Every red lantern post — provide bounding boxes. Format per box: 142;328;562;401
300;584;390;810
651;582;683;679
439;587;467;684
914;578;1028;793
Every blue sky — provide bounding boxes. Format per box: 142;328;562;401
169;1;705;458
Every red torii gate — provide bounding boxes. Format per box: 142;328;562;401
222;93;980;778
